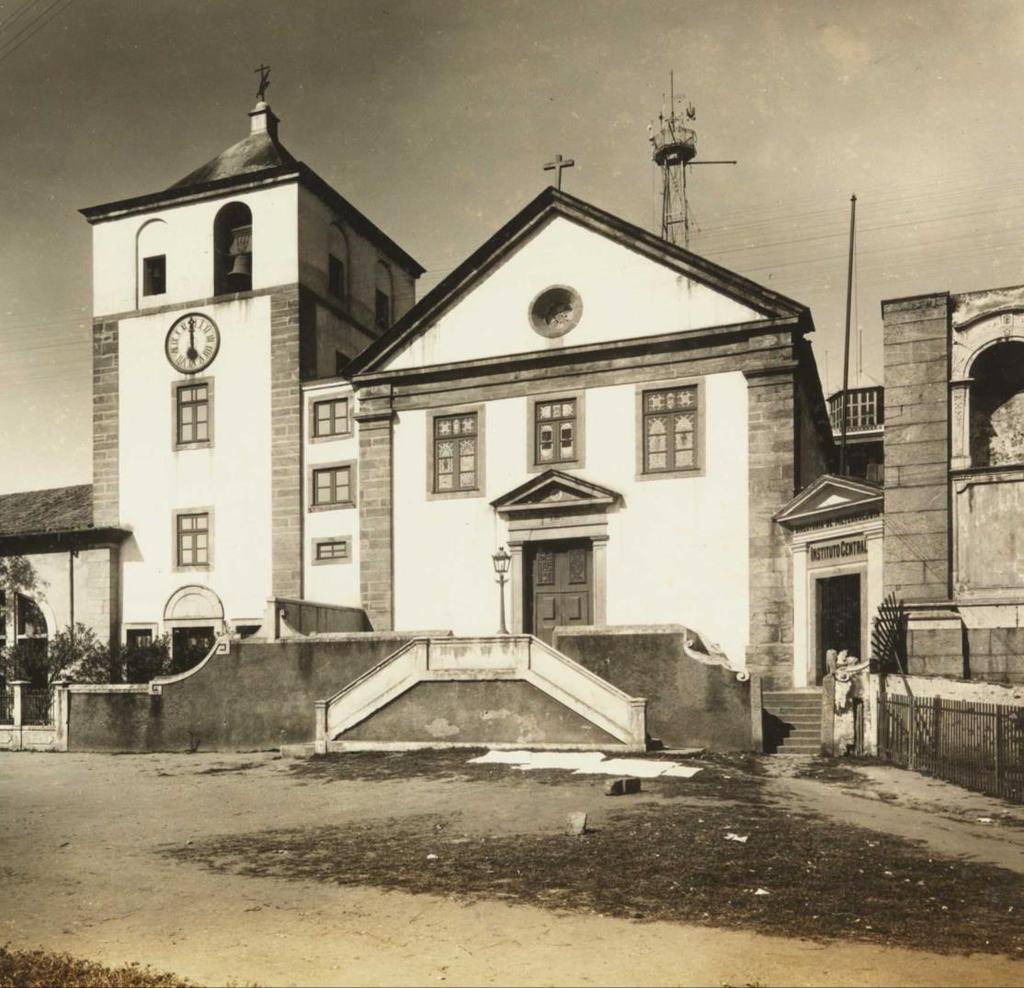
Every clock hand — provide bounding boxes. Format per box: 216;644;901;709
187;326;198;361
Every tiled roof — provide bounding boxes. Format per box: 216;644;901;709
167;130;298;191
0;484;93;537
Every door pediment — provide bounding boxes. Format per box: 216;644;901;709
491;469;621;518
776;474;882;530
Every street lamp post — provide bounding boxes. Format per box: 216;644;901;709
492;546;511;635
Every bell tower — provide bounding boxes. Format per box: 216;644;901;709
79;77;422;648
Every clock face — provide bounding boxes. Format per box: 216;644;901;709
165;313;220;374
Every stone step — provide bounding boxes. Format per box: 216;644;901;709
776;743;821;754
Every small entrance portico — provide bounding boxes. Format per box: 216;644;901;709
491;470;619;640
776;475;884;687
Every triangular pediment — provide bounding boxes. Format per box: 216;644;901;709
491;470;622;516
776;474;883;529
349;188;807;377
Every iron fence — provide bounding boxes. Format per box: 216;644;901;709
878;691;1024;804
0;686;12;725
21;688;53;726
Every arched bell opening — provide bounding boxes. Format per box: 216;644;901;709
213;201;253;295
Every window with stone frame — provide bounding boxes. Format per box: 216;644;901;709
176;512;210;567
176;381;210;446
313;397;350;439
312;465;353;507
315;539;350;562
126;628;154;649
433;412;478;492
534;398;577;466
641;385;699;473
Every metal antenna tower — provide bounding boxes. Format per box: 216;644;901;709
649;73;736;249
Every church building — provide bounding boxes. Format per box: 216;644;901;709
2;92;838;702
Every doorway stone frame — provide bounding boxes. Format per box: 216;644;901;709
490;470;619;636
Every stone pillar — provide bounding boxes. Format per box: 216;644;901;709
92;320;119;527
10;680;28;729
592;536;608;626
355;385;395;631
509;544;524;634
791;542;809;688
314;699;328;754
52;679;70;751
881;293;952;603
270;287;304;599
744;369;797;689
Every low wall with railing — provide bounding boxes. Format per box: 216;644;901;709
0;681;66;751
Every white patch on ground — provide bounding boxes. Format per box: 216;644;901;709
468;750;702;778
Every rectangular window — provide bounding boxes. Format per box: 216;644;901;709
313;397;350;439
375;289;391;331
434;413;478;492
328;254;345;298
176;512;210;567
642;386;698;473
126;628;154;649
535;398;577;465
176;382;210;447
143;255;166;296
312;465;352;507
316;539;350;562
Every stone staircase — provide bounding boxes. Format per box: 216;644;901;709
763;689;822;755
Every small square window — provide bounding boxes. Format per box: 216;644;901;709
328;254;345;298
126;628;154;649
311;465;353;508
313;397;350;439
143;255;166;296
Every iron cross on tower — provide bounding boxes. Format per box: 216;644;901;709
543;153;575;191
255;63;271;101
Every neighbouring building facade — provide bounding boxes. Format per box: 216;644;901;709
881;285;1024;683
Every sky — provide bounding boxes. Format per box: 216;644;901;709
2;0;1023;494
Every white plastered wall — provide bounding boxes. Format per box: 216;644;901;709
117;297;273;630
302;381;362;606
385;215;762;370
391;372;751;664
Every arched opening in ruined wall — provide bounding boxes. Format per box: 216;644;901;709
970;340;1024;468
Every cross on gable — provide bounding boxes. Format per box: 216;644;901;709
543;153;575;191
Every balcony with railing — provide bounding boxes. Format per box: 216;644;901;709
828;386;885;437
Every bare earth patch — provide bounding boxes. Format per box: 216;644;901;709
169;754;1024;958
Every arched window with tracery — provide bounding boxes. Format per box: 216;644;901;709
969;341;1024;467
213;202;253;295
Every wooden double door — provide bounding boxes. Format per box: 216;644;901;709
526;540;593;645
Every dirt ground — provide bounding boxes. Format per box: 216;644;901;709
3;751;1024;988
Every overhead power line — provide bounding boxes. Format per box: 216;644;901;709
0;0;73;67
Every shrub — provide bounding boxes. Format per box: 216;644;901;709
124;634;173;683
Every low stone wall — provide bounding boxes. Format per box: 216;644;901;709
553;625;761;751
67;633;440;752
883;672;1024;706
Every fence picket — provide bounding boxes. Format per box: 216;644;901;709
876;691;1022;805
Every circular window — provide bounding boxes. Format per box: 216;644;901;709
529;285;583;338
